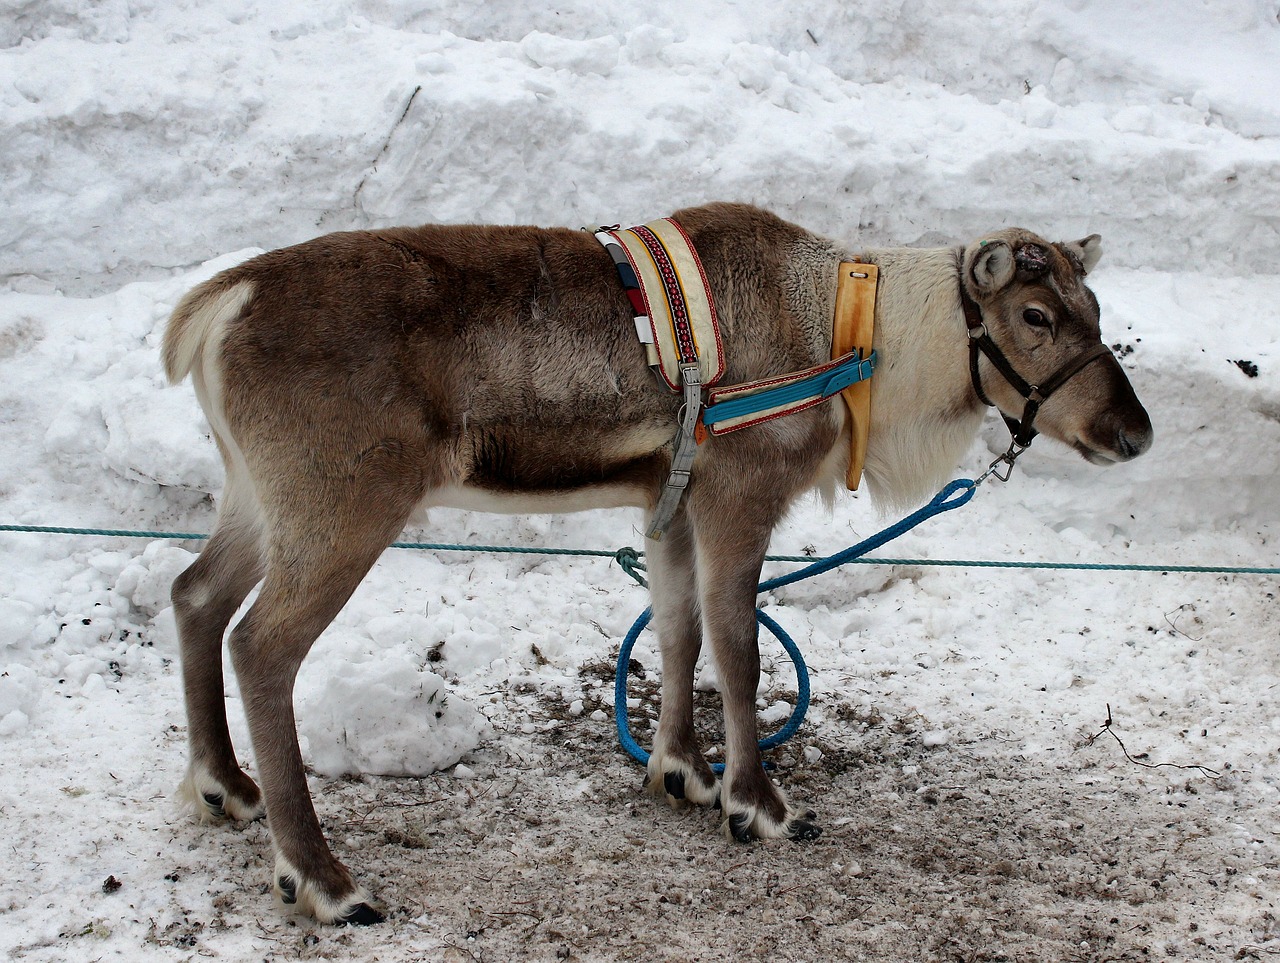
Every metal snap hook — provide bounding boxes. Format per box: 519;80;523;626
976;440;1030;486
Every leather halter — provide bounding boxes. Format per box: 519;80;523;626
959;284;1113;453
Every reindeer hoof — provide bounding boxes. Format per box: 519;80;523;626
339;903;385;926
789;818;822;842
182;766;264;824
728;812;754;843
277;874;298;905
663;771;686;800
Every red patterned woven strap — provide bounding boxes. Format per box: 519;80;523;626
594;218;724;391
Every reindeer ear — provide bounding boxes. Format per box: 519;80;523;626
970;240;1015;293
1062;234;1103;274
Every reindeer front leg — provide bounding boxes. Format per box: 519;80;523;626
688;476;822;843
645;508;720;808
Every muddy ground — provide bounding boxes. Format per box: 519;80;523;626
46;673;1275;963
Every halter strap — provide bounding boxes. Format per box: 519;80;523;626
959;284;1113;450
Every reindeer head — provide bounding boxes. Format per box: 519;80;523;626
961;229;1152;465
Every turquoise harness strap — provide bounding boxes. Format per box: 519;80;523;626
702;349;878;432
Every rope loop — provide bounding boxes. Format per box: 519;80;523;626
615;476;981;769
613;606;811;774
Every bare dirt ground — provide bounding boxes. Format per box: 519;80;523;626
88;675;1279;963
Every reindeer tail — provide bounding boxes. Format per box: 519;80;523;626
162;278;254;384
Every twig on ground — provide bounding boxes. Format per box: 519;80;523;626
353;85;423;213
487;909;544;922
1163;603;1204;642
1084;704;1221;779
253;920;280;942
443;938;483;963
351;795;450;828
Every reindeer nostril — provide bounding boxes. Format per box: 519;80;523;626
1116;425;1153;460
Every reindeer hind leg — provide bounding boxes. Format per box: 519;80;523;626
229;441;437;924
172;469;267;824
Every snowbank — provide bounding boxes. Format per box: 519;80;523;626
3;0;1280;295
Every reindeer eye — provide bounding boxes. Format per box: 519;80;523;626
1023;308;1049;327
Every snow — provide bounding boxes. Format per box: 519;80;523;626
2;1;1280;960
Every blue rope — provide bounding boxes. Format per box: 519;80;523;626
613;478;976;769
614;606;809;774
758;479;975;592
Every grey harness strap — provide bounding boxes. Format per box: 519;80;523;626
647;362;703;541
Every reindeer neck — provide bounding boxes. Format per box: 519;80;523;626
852;245;986;509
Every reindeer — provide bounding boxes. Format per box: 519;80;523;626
162;202;1151;924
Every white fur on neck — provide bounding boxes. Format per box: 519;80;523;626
854;245;984;510
793;240;972;512
784;237;985;512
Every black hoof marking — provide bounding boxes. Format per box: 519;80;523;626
663;771;686;800
277;875;298;905
340;902;385;926
789;819;823;842
201;792;226;818
729;812;754;843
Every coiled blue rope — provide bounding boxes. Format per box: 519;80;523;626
614;478;977;770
